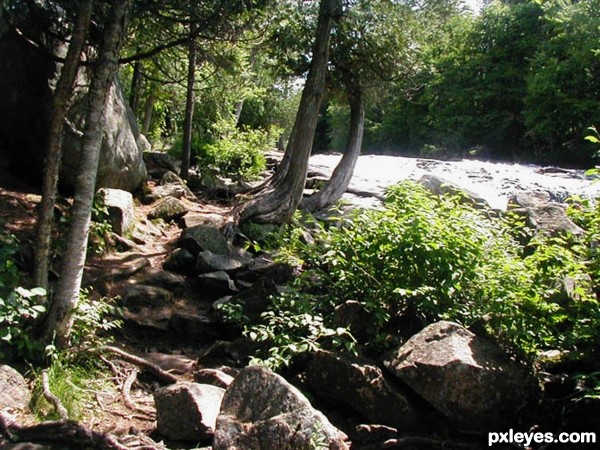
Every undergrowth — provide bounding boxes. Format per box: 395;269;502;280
234;181;600;370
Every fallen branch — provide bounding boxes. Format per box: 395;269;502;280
102;346;179;384
42;369;69;421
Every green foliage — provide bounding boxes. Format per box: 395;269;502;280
169;119;278;181
245;291;356;370
0;234;45;360
200;119;278;181
88;190;114;256
244;182;600;368
0;286;46;360
32;358;112;421
69;289;123;353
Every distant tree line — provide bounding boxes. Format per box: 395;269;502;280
317;0;600;167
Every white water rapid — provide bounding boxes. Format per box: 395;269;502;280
308;153;600;210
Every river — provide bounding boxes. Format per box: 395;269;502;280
308;153;600;210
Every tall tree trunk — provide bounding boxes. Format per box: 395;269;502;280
34;0;94;295
180;22;196;181
128;59;142;111
42;0;132;347
235;0;339;224
141;88;156;136
301;82;364;213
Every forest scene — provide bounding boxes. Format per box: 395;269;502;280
0;0;599;449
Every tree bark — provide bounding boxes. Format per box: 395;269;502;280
141;88;156;136
42;0;132;347
34;0;94;295
234;0;339;224
128;59;142;111
301;82;364;213
179;22;197;181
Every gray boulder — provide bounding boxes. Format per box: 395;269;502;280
155;382;225;441
119;284;174;310
99;188;135;236
306;350;418;429
384;321;535;431
62;78;147;192
521;203;584;236
0;365;31;410
213;366;349;450
144;152;180;178
418;174;490;209
508;191;552;209
198;271;237;293
163;248;196;275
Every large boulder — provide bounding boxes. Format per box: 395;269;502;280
62;77;147;192
306;350;419;429
0;11;146;192
213;366;349;450
384;321;536;431
0;365;31;410
154;382;225;442
514;203;584;237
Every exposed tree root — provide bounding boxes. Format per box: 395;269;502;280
122;368;138;410
0;411;128;450
102;346;179;384
41;369;69;421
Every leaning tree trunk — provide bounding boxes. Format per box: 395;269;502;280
34;0;94;295
301;82;364;213
42;0;132;347
234;0;339;224
180;22;197;181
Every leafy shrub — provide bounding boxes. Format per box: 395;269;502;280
241;182;600;368
0;234;46;360
169;119;280;181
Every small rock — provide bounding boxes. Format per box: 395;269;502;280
98;188;135;236
147;197;188;222
136;268;187;294
196;250;247;274
169;312;219;340
0;365;31;410
163;248;196;275
213;366;349;450
332;300;372;343
198;271;237;293
119;284;174;310
193;368;235;389
155;382;225;441
384;321;536;431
